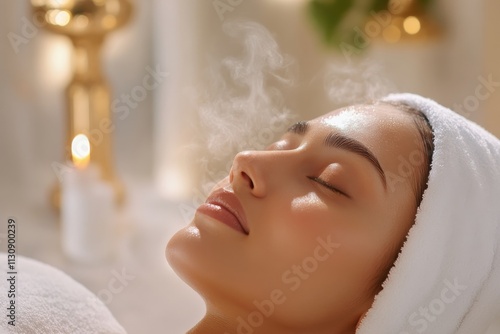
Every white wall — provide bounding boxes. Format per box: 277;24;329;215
0;0;38;195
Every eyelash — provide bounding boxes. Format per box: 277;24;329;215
308;176;348;197
266;141;348;197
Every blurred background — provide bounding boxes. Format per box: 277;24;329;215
0;0;499;333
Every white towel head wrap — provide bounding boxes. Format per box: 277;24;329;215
356;93;500;334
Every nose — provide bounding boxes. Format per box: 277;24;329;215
230;151;268;198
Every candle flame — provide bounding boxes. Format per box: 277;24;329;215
71;134;90;169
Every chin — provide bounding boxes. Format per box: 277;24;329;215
166;223;258;308
166;225;198;283
165;224;223;297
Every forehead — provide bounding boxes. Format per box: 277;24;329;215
310;104;417;150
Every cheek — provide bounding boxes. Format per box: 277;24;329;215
284;191;358;252
268;201;394;302
288;192;334;233
244;194;334;275
270;229;390;321
262;201;336;274
248;192;345;288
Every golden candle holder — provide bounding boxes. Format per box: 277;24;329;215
32;0;133;209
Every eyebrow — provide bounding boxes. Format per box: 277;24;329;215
287;121;387;190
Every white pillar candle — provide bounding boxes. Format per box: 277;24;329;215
61;134;116;263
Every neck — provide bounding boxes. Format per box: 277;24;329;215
187;309;356;334
187;314;230;334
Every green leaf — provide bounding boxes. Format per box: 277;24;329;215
369;0;390;13
419;0;434;9
308;0;355;45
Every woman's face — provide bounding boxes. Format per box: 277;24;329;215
167;103;424;332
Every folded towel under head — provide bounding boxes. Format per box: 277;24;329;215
0;253;126;334
357;93;500;333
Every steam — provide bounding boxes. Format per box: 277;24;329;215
323;59;397;105
197;21;296;171
192;20;396;198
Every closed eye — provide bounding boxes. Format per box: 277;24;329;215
308;176;349;198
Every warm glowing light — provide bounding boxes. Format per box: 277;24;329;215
74;14;89;29
72;134;90;169
383;25;401;43
55;10;71;26
32;0;65;7
46;10;72;26
403;16;421;35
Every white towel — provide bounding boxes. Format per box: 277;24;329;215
0;253;126;334
357;93;500;334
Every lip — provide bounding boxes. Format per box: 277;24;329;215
196;188;249;235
